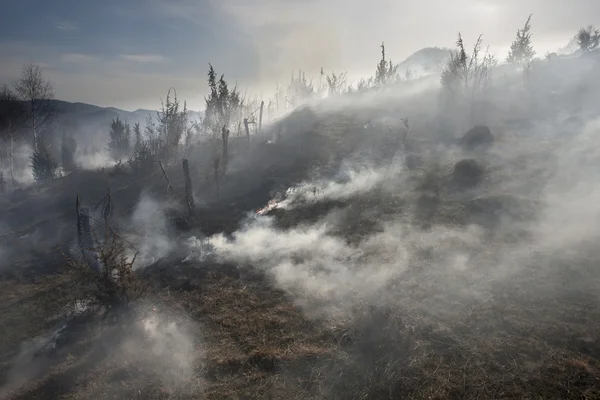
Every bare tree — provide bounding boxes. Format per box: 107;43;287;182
13;63;55;146
287;70;315;107
576;25;600;53
441;34;496;98
326;71;348;95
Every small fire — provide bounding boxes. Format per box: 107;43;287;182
256;199;279;215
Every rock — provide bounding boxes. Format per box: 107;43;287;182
453;159;484;188
460;125;493;151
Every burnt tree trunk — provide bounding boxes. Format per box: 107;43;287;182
76;197;101;273
182;159;195;216
158;161;174;195
258;101;264;133
213;157;220;196
244;118;250;142
222;126;230;176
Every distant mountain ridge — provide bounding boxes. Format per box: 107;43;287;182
49;47;450;142
397;47;452;76
52;100;201;126
49;100;202;147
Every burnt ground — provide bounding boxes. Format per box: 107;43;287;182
1;106;600;399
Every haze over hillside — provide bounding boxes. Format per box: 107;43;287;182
2;3;600;400
52;99;202;143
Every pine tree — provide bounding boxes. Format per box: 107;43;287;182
375;42;399;86
202;64;243;136
576;25;600;52
156;88;187;162
31;139;57;182
108;117;131;160
133;122;142;152
506;15;535;65
0;172;6;193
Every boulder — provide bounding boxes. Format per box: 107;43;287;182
453;159;484;188
460;125;493;151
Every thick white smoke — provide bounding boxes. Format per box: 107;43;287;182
128;194;175;268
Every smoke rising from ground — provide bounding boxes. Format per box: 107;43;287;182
202;62;600;327
0;304;200;398
127;194;175;268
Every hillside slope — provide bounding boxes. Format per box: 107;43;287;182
1;53;600;399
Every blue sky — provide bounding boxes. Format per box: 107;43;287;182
0;0;596;110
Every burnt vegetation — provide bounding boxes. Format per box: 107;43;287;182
1;15;600;400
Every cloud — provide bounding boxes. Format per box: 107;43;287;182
60;53;96;63
56;21;78;31
120;54;168;63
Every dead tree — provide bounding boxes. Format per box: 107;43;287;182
212;157;221;196
158;161;174;195
221;126;230;176
401;117;410;151
258;100;264;133
267;100;274;121
102;188;113;240
182;159;195;215
76;195;101;273
76;195;83;255
244;118;250;142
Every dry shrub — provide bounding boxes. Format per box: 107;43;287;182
62;229;148;315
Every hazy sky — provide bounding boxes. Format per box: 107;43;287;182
0;0;597;110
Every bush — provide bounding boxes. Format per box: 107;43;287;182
460;125;494;151
441;34;496;99
30;140;57;182
64;228;147;317
453;158;484;188
128;141;155;175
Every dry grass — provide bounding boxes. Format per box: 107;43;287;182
3;253;600;399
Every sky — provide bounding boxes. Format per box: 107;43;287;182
0;0;597;111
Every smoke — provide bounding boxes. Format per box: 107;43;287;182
208;214;489;317
530;117;600;256
0;323;68;397
201;83;600;328
275;163;392;210
74;147;113;170
0;305;201;398
118;306;200;390
1;142;36;186
127;193;175;268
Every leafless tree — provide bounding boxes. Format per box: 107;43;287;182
326;71;348;95
13;63;55;147
441;34;496;98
